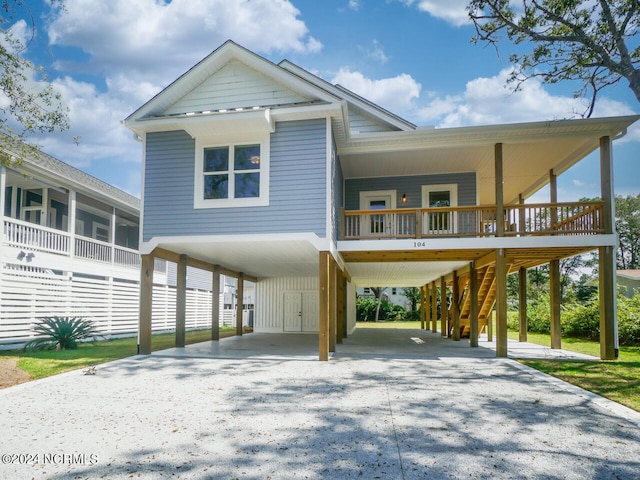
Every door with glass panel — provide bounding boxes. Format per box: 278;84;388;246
422;185;457;235
359;191;396;237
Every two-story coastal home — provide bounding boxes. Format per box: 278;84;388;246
125;40;639;360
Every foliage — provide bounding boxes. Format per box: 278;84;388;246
356;297;395;321
615;193;640;269
468;0;640;116
402;287;421;311
526;292;552;334
0;0;68;165
618;291;640;346
561;298;600;341
404;309;422;321
24;316;100;351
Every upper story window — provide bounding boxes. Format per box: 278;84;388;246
195;134;270;209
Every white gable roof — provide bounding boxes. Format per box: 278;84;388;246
124;40;415;142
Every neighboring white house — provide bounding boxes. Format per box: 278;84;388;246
0;143;251;348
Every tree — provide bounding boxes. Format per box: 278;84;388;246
402;287;421;312
369;287;387;322
615;193;640;269
1;0;68;165
468;0;640;117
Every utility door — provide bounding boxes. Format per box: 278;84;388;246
283;291;319;332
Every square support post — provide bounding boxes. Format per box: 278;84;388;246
211;265;221;341
599;135;618;360
139;253;154;355
440;277;447;336
452;271;460;341
329;257;337;353
176;254;187;348
495;248;508;357
336;268;344;344
518;266;528;343
599;246;618;359
236;273;244;336
495;143;504;237
550;259;561;349
420;286;426;329
342;275;348;339
431;281;437;333
319;251;330;361
469;263;479;347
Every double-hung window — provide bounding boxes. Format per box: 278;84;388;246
195;135;269;208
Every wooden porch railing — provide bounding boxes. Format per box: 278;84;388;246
341;201;605;240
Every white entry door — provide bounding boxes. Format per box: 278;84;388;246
359;190;396;236
283;292;319;332
422;184;458;234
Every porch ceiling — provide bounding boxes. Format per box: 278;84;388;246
338;115;639;204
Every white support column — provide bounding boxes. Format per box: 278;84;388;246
68;190;77;257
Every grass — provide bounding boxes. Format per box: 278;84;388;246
0;327;235;380
507;329;640;412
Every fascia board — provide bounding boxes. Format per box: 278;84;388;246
340;115;640;155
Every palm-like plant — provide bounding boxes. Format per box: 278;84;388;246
24;316;100;351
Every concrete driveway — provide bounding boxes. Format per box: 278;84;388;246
1;329;639;479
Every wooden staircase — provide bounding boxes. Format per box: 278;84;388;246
458;266;496;338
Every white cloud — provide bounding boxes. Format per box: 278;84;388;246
348;0;360;11
331;68;421;113
48;0;322;84
418;68;601;127
398;0;471;27
362;40;389;64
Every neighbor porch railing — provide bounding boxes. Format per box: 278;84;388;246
341;201;605;240
3;217;141;268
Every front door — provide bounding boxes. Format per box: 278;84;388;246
359;190;396;236
422;184;458;234
283;292;319;332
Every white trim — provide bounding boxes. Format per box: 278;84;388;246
325;117;332;243
359;190;397;210
194;132;270;209
422;183;458;234
337;234;619;253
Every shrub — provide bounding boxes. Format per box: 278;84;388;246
24;316;101;351
507;311;519;330
527;294;551;334
618;292;640;346
403;309;421;321
561;299;600;341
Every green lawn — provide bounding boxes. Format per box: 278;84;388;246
356;320;423;329
0;328;235;380
508;330;640;412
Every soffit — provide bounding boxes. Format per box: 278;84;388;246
339;115;639;204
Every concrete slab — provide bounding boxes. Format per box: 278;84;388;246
1;328;638;479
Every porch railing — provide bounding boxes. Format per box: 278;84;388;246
341;201;605;240
3;217;140;268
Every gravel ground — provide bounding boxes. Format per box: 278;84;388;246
1;331;639;479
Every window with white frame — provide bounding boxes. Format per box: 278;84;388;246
195;135;269;209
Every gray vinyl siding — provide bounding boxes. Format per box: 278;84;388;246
349;107;399;134
143;119;327;241
344;173;476;210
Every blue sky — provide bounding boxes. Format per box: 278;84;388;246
12;0;640;201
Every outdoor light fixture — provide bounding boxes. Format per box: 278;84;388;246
401;193;407;204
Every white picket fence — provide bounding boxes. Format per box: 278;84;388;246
0;265;239;347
